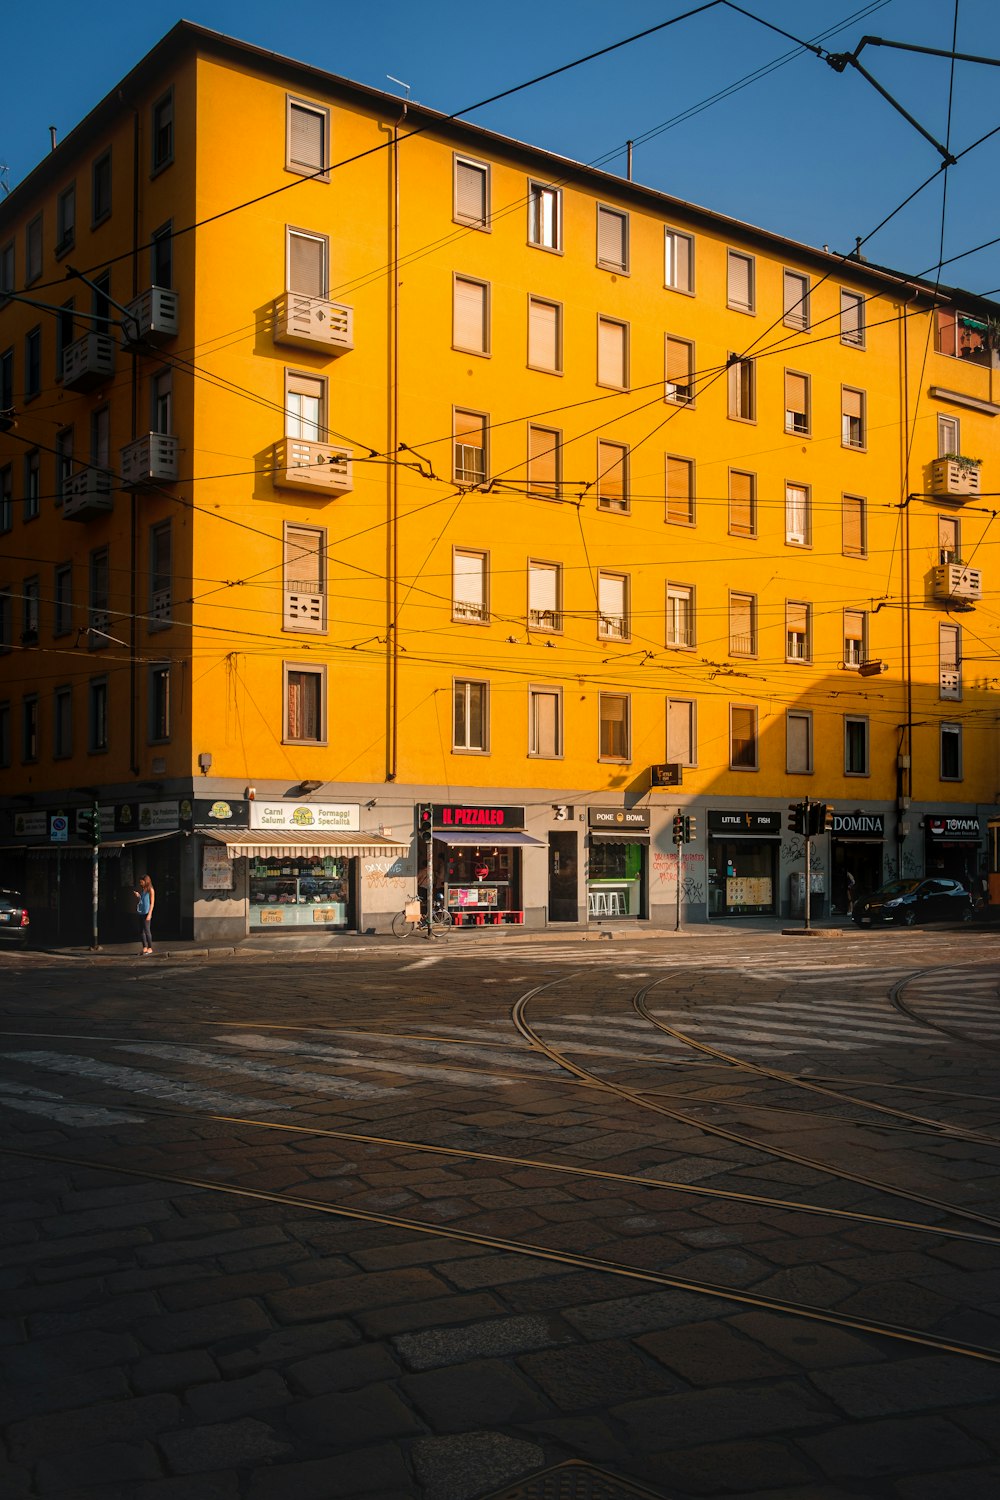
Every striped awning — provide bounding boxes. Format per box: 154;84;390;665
199;828;410;860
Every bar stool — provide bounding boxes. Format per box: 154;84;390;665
589;891;609;916
606;890;625;917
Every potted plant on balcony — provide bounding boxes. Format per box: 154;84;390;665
932;452;982;498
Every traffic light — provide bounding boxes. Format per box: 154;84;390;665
682;814;697;843
788;802;806;835
672;814;684;845
417;803;433;834
808;802;834;836
79;802;101;846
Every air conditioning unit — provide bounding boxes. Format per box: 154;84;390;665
933;563;982;602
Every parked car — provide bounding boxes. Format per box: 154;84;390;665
853;877;973;927
0;889;30;946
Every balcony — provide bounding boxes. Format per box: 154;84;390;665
63;333;115;391
273;293;353;355
123;287;179;349
933;562;982;603
930;457;981;501
273;439;352;497
120;433;179;490
63;467;113;521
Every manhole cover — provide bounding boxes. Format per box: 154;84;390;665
482;1459;670;1500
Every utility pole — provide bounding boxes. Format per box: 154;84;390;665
674;807;683;932
87;799;101;950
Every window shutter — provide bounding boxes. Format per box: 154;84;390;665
529;563;557;614
784;272;807;326
785;371;807;414
454;278;486;351
786;485;808;542
290;105;324;171
454;409;484;445
529;428;558;497
598;208;626;269
528;299;558;369
599;574;625;618
841;291;862;342
597;440;626;506
533;691;558;756
787;713;809;771
666;337;691;398
289;233;325;297
598;319;625;386
667;232;691;291
666;456;693;523
730;471;753;533
843;494;864;554
728;253;752;309
667;701;693;763
456;161;486;223
453;553;485;610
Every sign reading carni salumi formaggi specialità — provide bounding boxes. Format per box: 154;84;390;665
250;802;360;832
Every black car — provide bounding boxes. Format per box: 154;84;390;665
854;877;974;927
0;889;30;946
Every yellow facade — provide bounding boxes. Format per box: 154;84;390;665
1;23;997;938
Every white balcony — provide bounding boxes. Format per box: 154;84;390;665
930;458;981;501
150;589;172;624
120;433;179;489
273;439;352;497
123;287;179;349
63;467;113;521
273;293;353;355
933;562;982;602
63;333;115;391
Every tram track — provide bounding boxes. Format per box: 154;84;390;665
890;965;1000;1051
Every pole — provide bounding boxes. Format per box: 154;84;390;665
424;831;434;940
90;798;100;951
675;805;682;933
803;800;812;933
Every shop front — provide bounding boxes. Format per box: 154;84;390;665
587;808;649;919
924;813;981;889
428;804;541;926
831;811;884;913
708;809;781;916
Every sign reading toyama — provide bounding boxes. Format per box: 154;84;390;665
926;815;981;842
250;802;360;832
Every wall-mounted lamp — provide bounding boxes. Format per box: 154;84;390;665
365;798;378;809
858;660;887;677
198;752;213;775
245;786;256;801
295;780;323;795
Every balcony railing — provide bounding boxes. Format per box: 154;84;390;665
528;608;560;631
63;333;115;391
273;439;352;497
123;287;179;349
273;293;353;355
63;467;114;521
730;632;755;655
930;458;981;501
933;562;982;602
599;614;628;640
120;433;179;489
453;600;488;622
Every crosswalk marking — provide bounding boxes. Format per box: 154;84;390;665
116;1043;396;1099
1;1050;293;1114
0;1079;144;1127
222;1032;522;1089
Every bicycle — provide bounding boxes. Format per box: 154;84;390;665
391;895;452;937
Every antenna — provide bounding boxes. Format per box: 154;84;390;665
0;165;9;198
386;75;411;101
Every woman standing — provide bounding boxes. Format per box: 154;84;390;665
134;875;155;954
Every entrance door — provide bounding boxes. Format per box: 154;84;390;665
548;831;578;922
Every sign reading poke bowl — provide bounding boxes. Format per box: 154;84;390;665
250;802;360;832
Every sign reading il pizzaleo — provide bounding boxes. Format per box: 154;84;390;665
250;802;360;832
433;806;525;828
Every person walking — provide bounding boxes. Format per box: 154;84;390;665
134;875;155;954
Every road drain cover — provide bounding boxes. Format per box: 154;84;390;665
481;1459;669;1500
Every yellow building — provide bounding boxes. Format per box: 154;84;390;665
0;21;997;942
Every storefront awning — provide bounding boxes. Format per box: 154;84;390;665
433;830;544;848
199;828;410;860
26;831;183;858
589;832;650;845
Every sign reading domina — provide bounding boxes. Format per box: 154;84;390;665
250;802;360;832
832;812;885;837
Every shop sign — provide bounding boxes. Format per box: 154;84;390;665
832;812;885;838
116;801;180;833
13;811;48;838
708;809;782;835
588;807;651;829
194;799;248;826
250;801;360;832
926;814;981;842
433;805;525;828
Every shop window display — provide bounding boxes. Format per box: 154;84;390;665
249;856;350;928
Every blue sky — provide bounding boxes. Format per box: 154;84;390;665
4;0;999;294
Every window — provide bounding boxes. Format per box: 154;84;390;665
529;686;562;758
785;600;811;662
23;450;40;522
0;702;8;767
149;521;172;627
22;577;40;640
844;609;867;669
54;564;72;637
844;716;869;775
840;289;865;347
664;227;694;293
25;216;42;285
786;711;812;774
842;386;866;449
88;547;109;645
54;687;72;759
938;514;960;564
24;327;41;400
56;185;75;255
286;97;329;179
935;307;991;364
454;156;489;228
730;705;758;769
91;406;110;469
666;698;696;766
453;409;487;485
285;370;324;441
598;317;628;388
453;275;489;355
843;493;867;557
727;250;754;312
528;296;561;372
784;370;810;435
940;722;962;780
528;426;561;501
937;414;960;458
597;439;628;513
151;370;172;433
22;697;39;762
283;523;326;632
453;549;488;622
728;354;755;420
287;227;327;297
284;664;326;743
454;679;488;752
0;466;11;533
528;559;561;632
92;150;112;225
151;223;173;289
939;621;961;700
596;205;628;272
785;483;811;546
665;335;694;404
0;590;9;648
0;240;12;304
783;270;809;329
665;454;694;526
151;90;174;173
56;299;75;380
729;592;756;656
55;429;73;507
599;693;630;760
0;348;12;414
598;572;629;640
88;678;108;752
528;182;561;250
149;664;171;742
666;583;694;649
729;469;756;537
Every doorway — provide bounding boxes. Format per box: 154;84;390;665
548;830;578;922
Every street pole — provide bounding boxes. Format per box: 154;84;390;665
675;805;682;933
803;799;812;933
90;798;100;950
425;830;433;940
